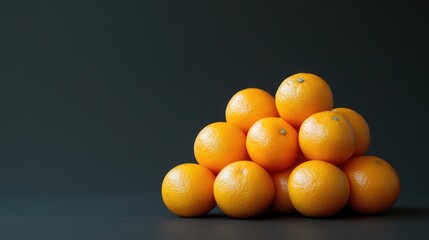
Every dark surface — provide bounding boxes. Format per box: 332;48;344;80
0;194;428;239
1;0;429;239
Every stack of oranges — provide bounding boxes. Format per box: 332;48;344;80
161;73;400;218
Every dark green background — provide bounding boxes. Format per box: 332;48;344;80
0;0;428;238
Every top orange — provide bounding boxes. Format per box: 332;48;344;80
226;88;279;133
275;73;333;128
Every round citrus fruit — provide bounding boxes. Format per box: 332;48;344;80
246;117;298;172
299;111;355;165
275;73;333;128
214;161;275;218
226;88;279;133
333;107;370;157
270;155;306;213
288;160;350;217
341;156;400;214
161;163;216;217
194;122;248;174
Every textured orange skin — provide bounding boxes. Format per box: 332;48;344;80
299;111;355;165
333;107;371;157
161;164;216;217
194;122;249;174
270;155;307;213
226;88;279;133
214;161;275;218
288;160;350;218
341;156;400;214
275;73;333;128
246;117;298;172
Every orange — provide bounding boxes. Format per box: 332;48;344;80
299;111;355;165
213;161;275;218
161;163;216;217
288;160;350;217
226;88;279;133
275;73;333;128
333;107;370;157
270;155;306;213
194;122;248;174
246;117;298;172
341;156;400;214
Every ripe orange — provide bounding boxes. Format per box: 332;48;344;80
194;122;248;174
270;155;306;213
341;156;400;214
161;163;216;217
299;111;355;165
288;160;350;217
214;161;275;218
275;73;333;128
333;107;370;157
226;88;279;133
246;117;298;172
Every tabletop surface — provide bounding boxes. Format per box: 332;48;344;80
0;193;428;240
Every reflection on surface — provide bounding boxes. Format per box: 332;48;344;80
159;208;429;240
0;194;427;239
